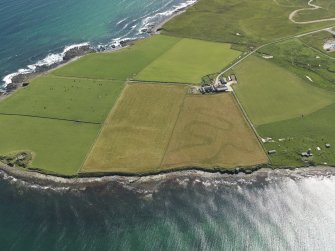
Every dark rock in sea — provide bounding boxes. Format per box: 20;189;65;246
63;45;94;61
11;74;30;84
5;83;18;92
120;39;137;47
35;64;52;73
244;169;253;174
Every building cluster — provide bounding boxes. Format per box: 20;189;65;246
301;144;331;158
199;74;237;94
323;39;335;52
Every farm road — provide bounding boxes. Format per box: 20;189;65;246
289;0;335;24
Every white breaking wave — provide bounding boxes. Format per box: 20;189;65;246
138;0;196;35
2;42;89;85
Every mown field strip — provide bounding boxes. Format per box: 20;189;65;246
52;35;181;81
136;38;241;84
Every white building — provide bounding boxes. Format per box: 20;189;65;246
323;39;335;52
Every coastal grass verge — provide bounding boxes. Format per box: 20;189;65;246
0;115;100;175
233;56;335;126
161;93;268;169
135;38;241;84
258;103;335;167
52;35;180;80
0;76;124;123
81;83;187;173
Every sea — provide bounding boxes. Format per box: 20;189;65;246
1;0;335;250
1;168;335;250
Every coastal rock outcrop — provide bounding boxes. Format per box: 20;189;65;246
63;45;94;61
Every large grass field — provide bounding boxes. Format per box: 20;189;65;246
233;56;335;125
82;84;187;173
136;39;241;84
52;35;180;80
161;94;268;168
162;0;335;48
82;83;268;174
258;103;335;167
0;115;100;175
0;76;124;123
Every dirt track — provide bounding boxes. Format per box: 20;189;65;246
289;0;335;24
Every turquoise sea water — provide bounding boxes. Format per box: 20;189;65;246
0;0;195;85
1;169;335;250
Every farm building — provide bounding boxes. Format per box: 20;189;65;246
199;84;228;94
323;39;335;52
216;85;229;92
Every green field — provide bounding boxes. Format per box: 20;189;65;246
82;84;187;173
0;115;100;175
136;39;241;84
233;56;335;125
258;103;335;166
162;0;335;48
53;35;180;80
0;76;124;123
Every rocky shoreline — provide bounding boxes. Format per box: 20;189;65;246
1;161;335;190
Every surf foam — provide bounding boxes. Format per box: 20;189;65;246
2;42;89;85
